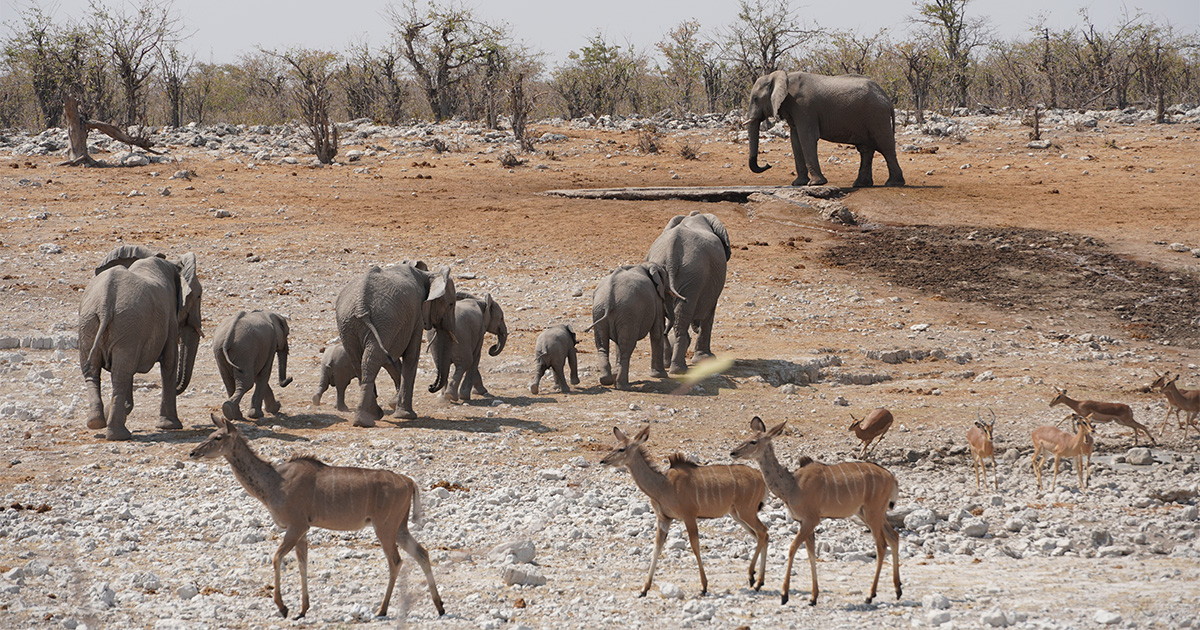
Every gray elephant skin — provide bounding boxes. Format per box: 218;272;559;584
335;262;456;427
645;211;730;375
426;292;508;402
747;70;904;188
590;262;676;389
212;310;293;421
78;245;202;440
312;343;356;412
530;324;580;395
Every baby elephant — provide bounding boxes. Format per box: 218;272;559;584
530;324;580;395
589;262;678;390
312;342;357;412
427;292;508;402
213;310;292;421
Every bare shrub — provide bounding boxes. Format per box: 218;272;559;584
679;140;699;160
638;126;660;154
429;137;449;153
499;151;525;167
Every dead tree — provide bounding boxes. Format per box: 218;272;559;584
60;94;160;166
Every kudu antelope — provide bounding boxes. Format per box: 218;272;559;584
1150;372;1200;437
1030;414;1094;491
848;407;893;459
189;414;444;619
730;416;901;606
1048;388;1154;445
966;409;998;492
600;426;769;597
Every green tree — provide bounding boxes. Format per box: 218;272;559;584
721;0;820;79
552;33;646;118
911;0;991;108
656;19;710;113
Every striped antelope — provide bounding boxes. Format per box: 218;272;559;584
967;409;998;492
730;416;901;606
1049;388;1154;445
600;425;769;596
848;407;893;459
1149;372;1200;437
189;413;444;619
1030;413;1094;491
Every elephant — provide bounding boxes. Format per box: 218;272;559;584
212;310;293;421
312;343;356;412
77;245;202;441
747;70;904;188
426;292;508;403
645;211;730;375
530;324;580;395
588;262;679;390
335;261;456;427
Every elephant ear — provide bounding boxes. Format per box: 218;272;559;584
178;252;199;309
270;312;290;343
427;266;450;302
644;263;668;302
404;259;429;271
662;215;686;233
94;244;157;275
701;214;732;261
565;324;577;344
769;70;790;120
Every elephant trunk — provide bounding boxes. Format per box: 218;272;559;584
175;326;200;394
748;117;771;174
277;350;292;388
488;322;507;357
427;331;452;393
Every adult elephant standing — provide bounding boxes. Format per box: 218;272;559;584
335;262;456;427
747;70;904;188
78;245;202;441
646;212;730;375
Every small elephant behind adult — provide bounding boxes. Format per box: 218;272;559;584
212;310;293;421
312;342;357;412
426;292;508;403
530;324;580;395
747;70;904;188
589;262;678;390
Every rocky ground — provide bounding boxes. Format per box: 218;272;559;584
2;106;1200;629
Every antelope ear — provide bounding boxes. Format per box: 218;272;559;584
974;421;985;429
767;421;787;437
612;426;627;442
634;425;650;443
750;416;766;432
210;412;225;428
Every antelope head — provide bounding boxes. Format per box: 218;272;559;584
600;426;649;468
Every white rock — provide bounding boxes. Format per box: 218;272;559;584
658;582;684;599
904;508;937;529
961;518;989;538
927;610;952;625
1094;609;1122;625
1126;448;1154;465
538;468;565;481
39;243;63;254
923;593;951;610
981;608;1010;627
176;583;198;600
500;564;545;586
489;540;536;564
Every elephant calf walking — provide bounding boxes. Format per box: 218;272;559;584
530;324;580;395
589;263;676;390
427;292;508;403
312;343;356;412
212;310;293;421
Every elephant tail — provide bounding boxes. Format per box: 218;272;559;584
83;310;110;372
584;310;607;333
362;316;403;372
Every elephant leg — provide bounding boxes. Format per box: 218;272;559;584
552;363;570;393
595;324;615;387
649;314;667;379
334;384;350;412
445;363;465;403
880;138;905;186
106;370;135;441
217;360;236;397
312;370;329;407
694;316;716;361
381;360;402;410
471;367;489;397
853;144;875;188
262;377;281;415
156;345;182;430
616;341;635;390
530;361;548;395
249;365;272;418
788;123;810;186
567;348;580;386
355;343;388;427
84;366;106;430
668;313;692;375
393;330;422;419
795;123;827;187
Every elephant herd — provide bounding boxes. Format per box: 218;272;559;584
76;211;731;440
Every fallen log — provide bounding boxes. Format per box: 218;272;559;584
59;95;162;167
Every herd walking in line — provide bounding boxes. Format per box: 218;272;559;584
68;70;1200;618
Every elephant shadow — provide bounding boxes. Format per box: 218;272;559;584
381;415;554;434
134;418;325;445
241;411;343;432
659;374;739;396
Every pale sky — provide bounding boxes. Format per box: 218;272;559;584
2;0;1197;69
